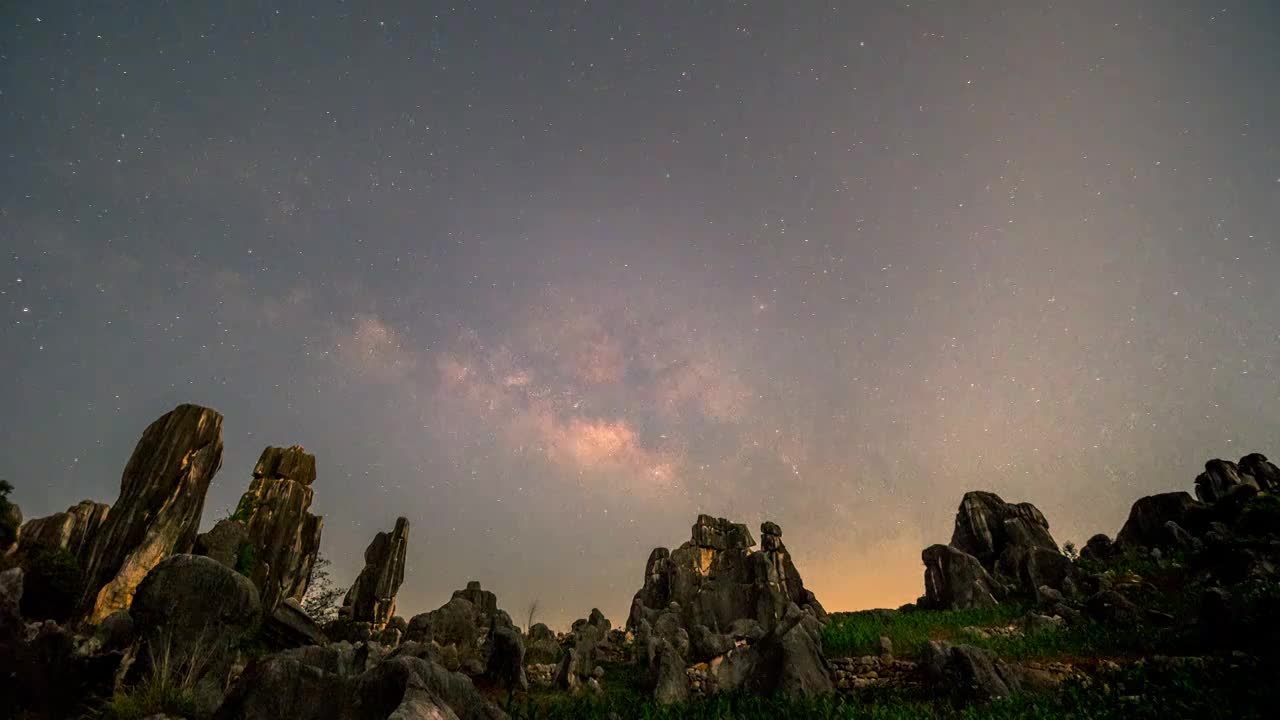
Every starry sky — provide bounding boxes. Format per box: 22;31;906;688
3;1;1279;629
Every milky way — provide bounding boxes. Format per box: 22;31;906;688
3;1;1279;628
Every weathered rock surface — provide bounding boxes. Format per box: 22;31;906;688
130;554;262;715
524;622;559;664
193;518;249;570
263;597;327;648
404;581;511;675
922;492;1073;610
78;404;225;624
1115;491;1205;548
627;516;825;636
1194;458;1259;504
1238;453;1279;492
15;500;109;561
555;609;611;690
214;644;507;720
342;517;409;630
486;626;527;693
239;445;325;612
921;544;1002;610
920;641;1022;701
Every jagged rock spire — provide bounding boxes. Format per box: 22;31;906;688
341;516;409;630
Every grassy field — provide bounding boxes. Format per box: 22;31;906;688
820;605;1027;659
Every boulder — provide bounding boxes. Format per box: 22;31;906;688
485;626;527;693
524;623;559;664
1079;533;1114;562
341;517;409;630
920;641;1022;701
1115;492;1205;549
1195;459;1258;504
194;518;249;570
651;638;688;705
689;624;734;662
16;500;110;562
231;445;325;613
921;544;1002;610
214;648;506;720
78;404;225;624
130;554;262;715
555;612;608;689
1238;453;1279;492
263;598;327;649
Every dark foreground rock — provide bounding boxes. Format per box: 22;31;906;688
340;517;409;632
214;644;507;720
130;554;262;715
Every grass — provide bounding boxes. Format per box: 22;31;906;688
89;628;209;720
821;605;1028;659
506;661;1278;720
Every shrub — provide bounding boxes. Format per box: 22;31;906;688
20;544;84;623
234;541;257;577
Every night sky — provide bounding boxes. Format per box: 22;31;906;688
3;1;1279;629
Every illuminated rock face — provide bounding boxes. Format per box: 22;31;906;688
78;404;224;624
238;445;324;613
341;516;409;630
627;515;825;636
17;500;110;562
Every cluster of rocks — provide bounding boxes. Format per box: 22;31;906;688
626;515;834;703
920;491;1075;611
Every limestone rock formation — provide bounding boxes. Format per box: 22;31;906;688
193;518;249;570
341;517;409;631
922;544;1002;609
486;626;527;693
554;609;612;690
626;516;825;636
1238;453;1280;492
16;500;110;561
130;554;262;715
1115;491;1205;548
236;445;324;612
524;622;559;664
922;492;1073;610
1195;458;1259;504
78;404;225;624
403;581;512;675
920;641;1023;701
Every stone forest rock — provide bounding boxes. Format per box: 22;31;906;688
1238;453;1280;492
651;637;689;705
922;492;1073;610
239;445;325;612
921;544;1002;609
15;500;109;562
555;609;612;690
485;625;527;693
1115;491;1205;548
214;645;507;720
1195;458;1259;504
130;554;262;716
404;581;512;675
341;517;409;631
524;622;559;664
193;518;249;570
78;404;225;624
920;641;1023;701
627;516;825;636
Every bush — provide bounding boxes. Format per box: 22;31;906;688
234;541;257;577
0;479;18;549
20;544;84;623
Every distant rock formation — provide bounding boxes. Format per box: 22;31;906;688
627;515;825;635
554;608;611;690
78;404;225;624
340;517;409;631
920;491;1073;610
404;580;513;675
626;516;832;700
232;445;323;613
16;500;110;562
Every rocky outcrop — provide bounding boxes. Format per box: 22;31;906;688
922;492;1072;610
16;500;110;561
341;517;409;631
194;518;249;570
1115;492;1205;548
486;626;527;693
554;609;611;690
214;646;507;720
1195;459;1259;504
922;544;1002;609
403;581;511;675
920;641;1023;701
627;516;825;636
690;602;832;698
130;554;262;715
77;404;225;624
1238;453;1279;492
238;445;324;612
524;622;559;664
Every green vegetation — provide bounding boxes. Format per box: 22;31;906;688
89;633;204;720
821;605;1027;659
509;661;1275;720
227;495;260;524
234;540;258;577
0;479;18;549
19;544;84;623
